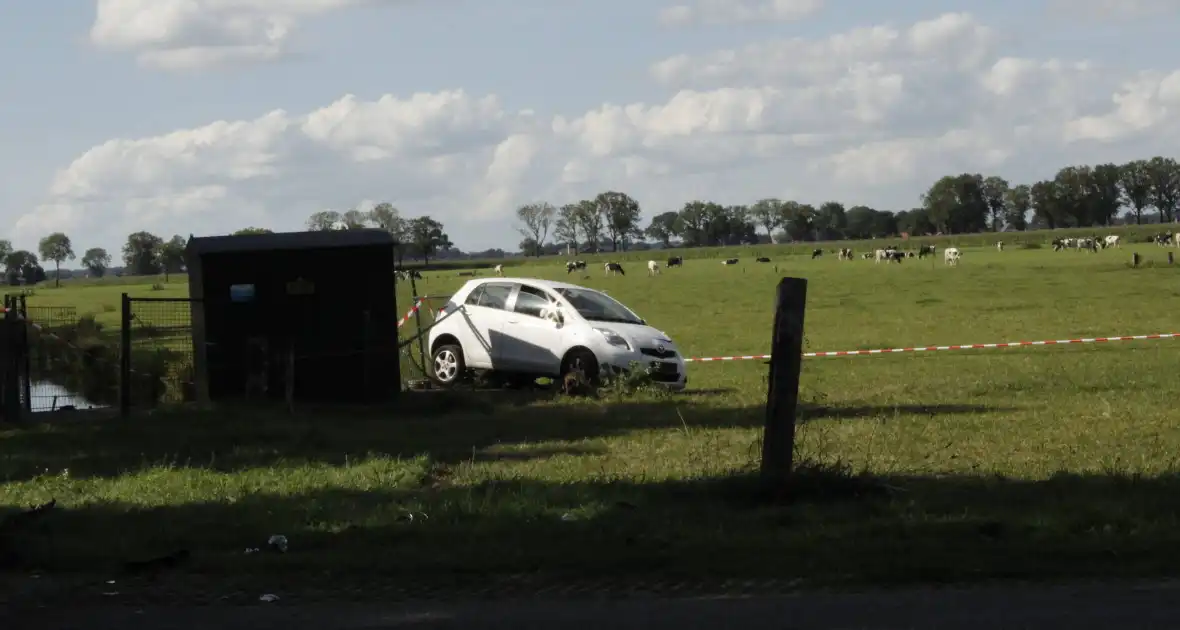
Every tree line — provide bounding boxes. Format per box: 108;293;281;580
515;156;1180;254
7;155;1175;283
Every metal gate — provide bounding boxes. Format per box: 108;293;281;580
121;295;201;412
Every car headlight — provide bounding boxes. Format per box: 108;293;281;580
595;328;630;350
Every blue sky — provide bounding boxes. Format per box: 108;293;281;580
1;0;1178;257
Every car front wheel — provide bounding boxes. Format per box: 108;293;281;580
561;348;600;385
430;344;467;387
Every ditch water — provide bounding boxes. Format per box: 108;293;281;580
31;380;105;412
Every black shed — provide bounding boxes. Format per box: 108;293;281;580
185;229;399;404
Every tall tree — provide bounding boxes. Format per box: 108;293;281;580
1118;159;1153;225
81;247;112;278
37;232;75;288
306;210;342;231
895;207;935;236
677;201;710;246
595;191;642;251
572;200;603;253
1087;163;1123;226
1003;184;1031;231
814;201;847;240
516;202;556;256
1029;180;1063;229
554;203;582;254
779;201;815;241
1052;166;1094;226
644;211;682;247
700;202;730;245
4;251;44;285
369;202;408;263
981;176;1010;231
159;235;187;282
0;240;12;266
234;227;272;235
122;231;164;276
406;217;452;265
748;198;782;242
1146;156;1180;223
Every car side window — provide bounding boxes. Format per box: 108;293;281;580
464;286;486;306
477;283;514;310
513;285;553;318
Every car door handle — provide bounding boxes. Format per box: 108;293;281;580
507;318;519;324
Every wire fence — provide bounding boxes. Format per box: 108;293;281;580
124;297;199;409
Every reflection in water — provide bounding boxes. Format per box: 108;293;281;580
31;380;104;411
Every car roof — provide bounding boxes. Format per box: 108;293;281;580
465;277;591;292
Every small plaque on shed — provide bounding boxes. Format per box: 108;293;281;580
230;284;255;302
286;278;315;295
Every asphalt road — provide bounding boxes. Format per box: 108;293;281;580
11;581;1180;629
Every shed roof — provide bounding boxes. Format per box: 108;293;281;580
186;229;395;256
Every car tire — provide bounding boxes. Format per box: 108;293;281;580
561;348;600;385
430;344;467;388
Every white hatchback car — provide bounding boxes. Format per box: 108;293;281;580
426;277;687;390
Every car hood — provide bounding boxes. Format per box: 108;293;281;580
589;322;676;349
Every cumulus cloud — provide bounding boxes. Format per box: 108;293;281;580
658;0;823;26
89;0;408;69
19;10;1180;251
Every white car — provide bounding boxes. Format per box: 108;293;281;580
426;277;687;390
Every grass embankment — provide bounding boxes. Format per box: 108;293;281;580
4;242;1179;602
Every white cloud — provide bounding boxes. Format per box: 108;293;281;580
659;0;823;26
89;0;406;69
20;10;1180;251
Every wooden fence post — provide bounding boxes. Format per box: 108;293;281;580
1131;252;1140;267
761;277;807;491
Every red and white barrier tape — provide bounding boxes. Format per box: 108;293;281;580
683;332;1179;362
397;299;426;328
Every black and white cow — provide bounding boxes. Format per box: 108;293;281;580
566;260;587;274
811;249;823;259
838;248;853;260
756;257;771;263
884;250;905;263
721;258;739;265
604;262;625;276
666;256;683;268
917;245;936;259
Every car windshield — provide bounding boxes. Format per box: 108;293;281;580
555;288;644;325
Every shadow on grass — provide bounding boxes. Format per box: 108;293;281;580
4;467;1180;600
0;391;1014;483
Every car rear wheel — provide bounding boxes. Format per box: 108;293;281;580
430;344;467;387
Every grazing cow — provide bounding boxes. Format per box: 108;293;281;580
861;252;874;260
1103;235;1121;248
996;241;1004;252
566;260;587;274
874;249;898;264
906;251;915;258
944;247;961;266
756;257;771;263
917;245;936;259
666;256;683;268
721;258;739;265
811;249;823;259
1174;232;1180;247
647;260;660;276
838;248;853;260
884;250;905;263
604;262;625;276
493;264;504;276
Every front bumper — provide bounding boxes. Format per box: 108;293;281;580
598;346;687;390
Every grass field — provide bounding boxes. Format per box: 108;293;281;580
3;241;1180;602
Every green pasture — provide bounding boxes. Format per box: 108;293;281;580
3;239;1180;601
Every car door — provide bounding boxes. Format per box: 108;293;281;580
457;282;515;368
500;284;565;374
